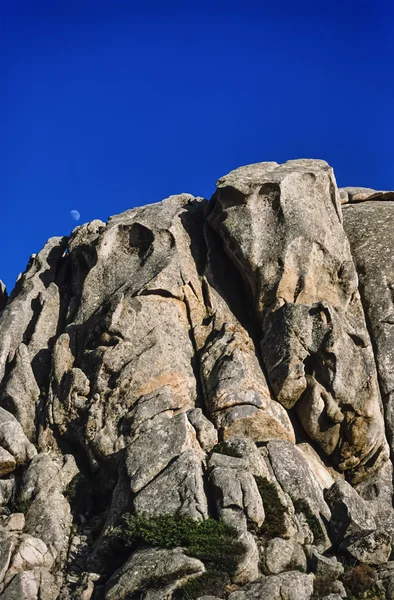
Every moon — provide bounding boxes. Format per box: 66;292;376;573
70;210;80;222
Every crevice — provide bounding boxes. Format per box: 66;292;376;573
136;288;179;300
183;286;207;415
22;296;42;347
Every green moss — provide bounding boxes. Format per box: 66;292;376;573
255;476;287;538
211;442;243;458
293;498;326;545
16;495;33;514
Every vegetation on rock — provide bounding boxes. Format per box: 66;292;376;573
255;476;288;538
293;498;326;545
109;512;244;571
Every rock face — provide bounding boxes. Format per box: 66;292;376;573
0;160;393;599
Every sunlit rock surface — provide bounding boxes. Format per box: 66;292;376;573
0;160;393;599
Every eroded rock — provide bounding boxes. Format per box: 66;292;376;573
0;159;393;599
105;547;205;600
209;159;387;481
0;408;36;465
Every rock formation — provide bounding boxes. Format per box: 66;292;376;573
0;159;394;599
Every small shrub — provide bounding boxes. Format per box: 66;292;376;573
107;513;244;576
211;442;243;458
180;569;229;599
255;476;287;538
342;564;377;597
16;495;33;514
64;473;84;503
293;498;326;545
312;573;337;599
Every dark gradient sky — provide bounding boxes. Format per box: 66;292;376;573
1;0;393;290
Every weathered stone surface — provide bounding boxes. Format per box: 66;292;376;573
377;562;394;599
233;532;260;584
0;479;14;507
0;539;13;585
1;344;40;442
105;547;205;600
340;529;391;564
306;546;344;579
263;538;306;574
228;571;314;600
343;200;394;457
218;437;270;478
1;160;394;599
4;534;53;585
3;513;25;532
209;453;265;531
209;159;387;481
0;568;58;600
267;440;331;550
126;412;200;493
0;448;15;477
340;186;394;204
200;313;295;444
133;450;208;520
0;282;7;313
297;443;337;489
20;454;77;562
325;480;376;542
0;237;65;384
0;408;36;465
187;408;218;452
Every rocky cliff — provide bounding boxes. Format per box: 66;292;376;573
1;159;394;600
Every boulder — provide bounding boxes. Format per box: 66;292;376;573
0;408;36;465
325;480;376;542
4;534;53;586
306;546;344;579
209;457;265;531
339;529;391;564
105;547;205;600
263;538;306;574
3;514;25;532
228;571;314;600
0;448;16;478
0;568;58;599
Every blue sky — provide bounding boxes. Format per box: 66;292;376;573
1;0;393;291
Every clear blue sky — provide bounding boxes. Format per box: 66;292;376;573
1;0;393;291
